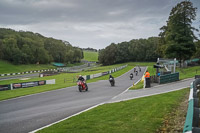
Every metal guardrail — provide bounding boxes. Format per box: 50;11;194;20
183;78;200;133
64;65;128;83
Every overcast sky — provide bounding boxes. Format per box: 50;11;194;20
0;0;199;49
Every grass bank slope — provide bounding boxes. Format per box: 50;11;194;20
83;51;98;62
0;60;56;74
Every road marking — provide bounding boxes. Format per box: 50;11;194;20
111;67;147;100
29;102;105;133
107;86;189;103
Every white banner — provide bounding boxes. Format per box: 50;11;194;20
46;79;55;84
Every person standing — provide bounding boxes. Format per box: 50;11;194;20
144;70;150;88
145;70;150;78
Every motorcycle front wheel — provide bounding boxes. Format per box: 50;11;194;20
79;86;82;92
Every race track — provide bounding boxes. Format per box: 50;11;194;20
0;67;146;133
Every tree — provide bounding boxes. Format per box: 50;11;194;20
159;1;197;67
98;43;117;65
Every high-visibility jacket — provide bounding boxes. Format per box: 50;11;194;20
145;72;150;78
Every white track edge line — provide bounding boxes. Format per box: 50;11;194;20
108;86;189;104
111;66;146;100
29;102;105;133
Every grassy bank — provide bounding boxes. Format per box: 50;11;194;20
0;63;132;101
83;51;98;62
37;88;188;133
0;60;56;74
177;66;200;80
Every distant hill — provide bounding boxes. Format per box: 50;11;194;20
83;51;98;62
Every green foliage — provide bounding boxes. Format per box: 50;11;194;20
37;88;188;133
159;1;197;65
98;38;159;65
0;28;83;64
83;51;98;62
193;40;200;58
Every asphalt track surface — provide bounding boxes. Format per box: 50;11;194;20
0;67;146;133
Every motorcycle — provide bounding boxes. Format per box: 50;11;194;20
130;74;133;80
136;71;138;76
77;80;88;92
109;77;115;86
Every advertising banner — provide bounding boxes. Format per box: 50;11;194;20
21;81;38;88
13;83;22;89
0;85;10;91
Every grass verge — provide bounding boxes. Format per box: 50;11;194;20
177;66;200;80
37;88;188;133
0;60;56;74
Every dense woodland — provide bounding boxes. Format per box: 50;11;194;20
0;28;83;64
99;1;200;66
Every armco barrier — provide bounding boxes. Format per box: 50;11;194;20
159;72;179;84
85;65;127;80
183;78;200;133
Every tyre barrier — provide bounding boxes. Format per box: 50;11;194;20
183;78;200;133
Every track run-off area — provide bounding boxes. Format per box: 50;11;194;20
0;67;192;133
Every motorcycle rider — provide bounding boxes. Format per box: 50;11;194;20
109;74;114;80
78;75;87;86
130;73;133;79
109;75;115;86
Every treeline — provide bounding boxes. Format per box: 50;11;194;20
0;28;83;64
82;47;98;52
98;37;159;65
99;1;200;66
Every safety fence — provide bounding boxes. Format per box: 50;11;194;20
0;79;55;91
63;65;128;83
183;78;200;133
0;69;57;77
159;72;179;84
82;65;127;81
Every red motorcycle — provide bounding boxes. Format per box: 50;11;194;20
77;80;88;92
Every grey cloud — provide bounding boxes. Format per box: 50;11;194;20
0;0;199;49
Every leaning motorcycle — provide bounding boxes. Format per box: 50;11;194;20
130;74;133;80
77;80;88;92
109;77;115;86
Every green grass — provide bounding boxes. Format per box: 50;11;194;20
0;60;56;74
83;51;98;62
37;88;188;133
177;66;200;80
0;63;132;101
